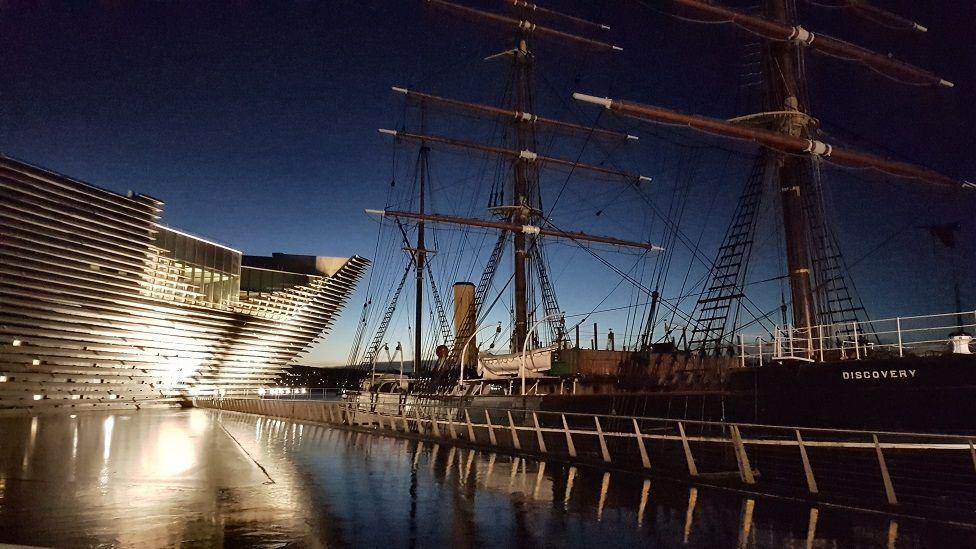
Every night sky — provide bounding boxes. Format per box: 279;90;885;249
2;1;973;366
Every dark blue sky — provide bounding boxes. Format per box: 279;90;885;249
2;1;973;365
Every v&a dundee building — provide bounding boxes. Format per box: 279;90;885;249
0;156;368;413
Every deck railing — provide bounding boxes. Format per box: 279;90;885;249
737;310;976;365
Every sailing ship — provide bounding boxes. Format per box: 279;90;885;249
348;0;974;432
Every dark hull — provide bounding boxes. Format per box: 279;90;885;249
466;354;976;434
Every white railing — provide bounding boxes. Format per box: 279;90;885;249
198;396;976;515
738;310;976;365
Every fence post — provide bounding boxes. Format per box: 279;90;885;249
447;409;458;440
485;410;497;446
796;430;819;494
873;435;898;505
677;422;699;476
430;409;441;438
507;411;521;450
730;425;755;484
533;412;547;453
464;409;476;442
896;317;903;357
594;416;611;463
633;418;651;469
562;414;577;458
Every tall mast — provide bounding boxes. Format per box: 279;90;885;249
766;0;816;358
415;112;429;374
573;0;966;360
512;36;532;352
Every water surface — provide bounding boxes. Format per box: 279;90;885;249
1;409;973;547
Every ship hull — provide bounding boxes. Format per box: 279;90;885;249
446;354;976;434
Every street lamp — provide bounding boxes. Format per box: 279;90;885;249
460;323;502;390
521;313;563;396
395;342;404;379
371;343;389;387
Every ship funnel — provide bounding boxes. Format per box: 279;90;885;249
453;282;476;368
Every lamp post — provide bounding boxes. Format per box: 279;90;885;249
460;323;502;390
395;342;404;379
371;343;388;387
521;313;563;396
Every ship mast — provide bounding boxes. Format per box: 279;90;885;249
766;0;817;358
364;0;659;390
574;0;969;361
512;35;532;352
414;117;429;374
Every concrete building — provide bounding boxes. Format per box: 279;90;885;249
0;156;368;412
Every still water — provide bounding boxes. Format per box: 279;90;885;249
1;409;974;548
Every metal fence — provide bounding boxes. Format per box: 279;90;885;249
198;394;976;519
738;310;976;365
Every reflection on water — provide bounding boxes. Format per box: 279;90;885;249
1;409;975;548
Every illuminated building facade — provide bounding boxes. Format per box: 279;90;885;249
0;156;368;412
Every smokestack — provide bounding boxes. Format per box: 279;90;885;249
453;282;476;367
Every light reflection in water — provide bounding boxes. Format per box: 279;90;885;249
637;479;650;527
806;507;819;549
0;410;974;548
102;415;114;462
20;416;38;474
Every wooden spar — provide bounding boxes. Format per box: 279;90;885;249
804;0;927;33
670;0;952;87
507;1;611;33
426;0;622;51
379;128;651;184
392;87;637;142
572;93;973;190
365;209;664;251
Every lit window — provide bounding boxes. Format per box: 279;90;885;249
31;359;41;366
70;394;81;400
12;340;22;347
108;394;118;400
0;375;7;383
33;394;43;401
